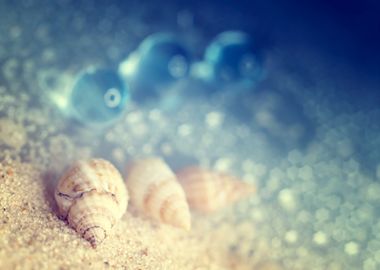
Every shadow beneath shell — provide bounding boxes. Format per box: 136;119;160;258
42;169;61;217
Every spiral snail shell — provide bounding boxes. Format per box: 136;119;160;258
126;158;191;230
55;159;128;247
176;166;255;213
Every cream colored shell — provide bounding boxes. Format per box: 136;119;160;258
55;159;128;247
126;158;191;230
176;166;255;213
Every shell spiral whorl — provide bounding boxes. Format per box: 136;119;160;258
126;158;191;230
55;159;128;247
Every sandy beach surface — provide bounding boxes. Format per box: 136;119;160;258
0;160;228;269
0;157;275;270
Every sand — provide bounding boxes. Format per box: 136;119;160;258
0;160;219;269
0;158;276;270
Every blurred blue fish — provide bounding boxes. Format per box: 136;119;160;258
70;68;129;126
119;33;191;102
199;31;264;89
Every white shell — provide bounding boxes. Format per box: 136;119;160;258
176;166;255;213
55;159;128;247
126;158;191;230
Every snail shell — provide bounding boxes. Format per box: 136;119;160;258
176;166;255;213
55;159;128;247
126;158;191;230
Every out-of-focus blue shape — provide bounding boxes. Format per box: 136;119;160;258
203;31;264;87
119;33;191;99
70;68;128;125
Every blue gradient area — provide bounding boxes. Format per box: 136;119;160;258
224;0;380;79
70;68;128;125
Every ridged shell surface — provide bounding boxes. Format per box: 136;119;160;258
176;166;255;213
55;159;128;247
126;158;191;230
